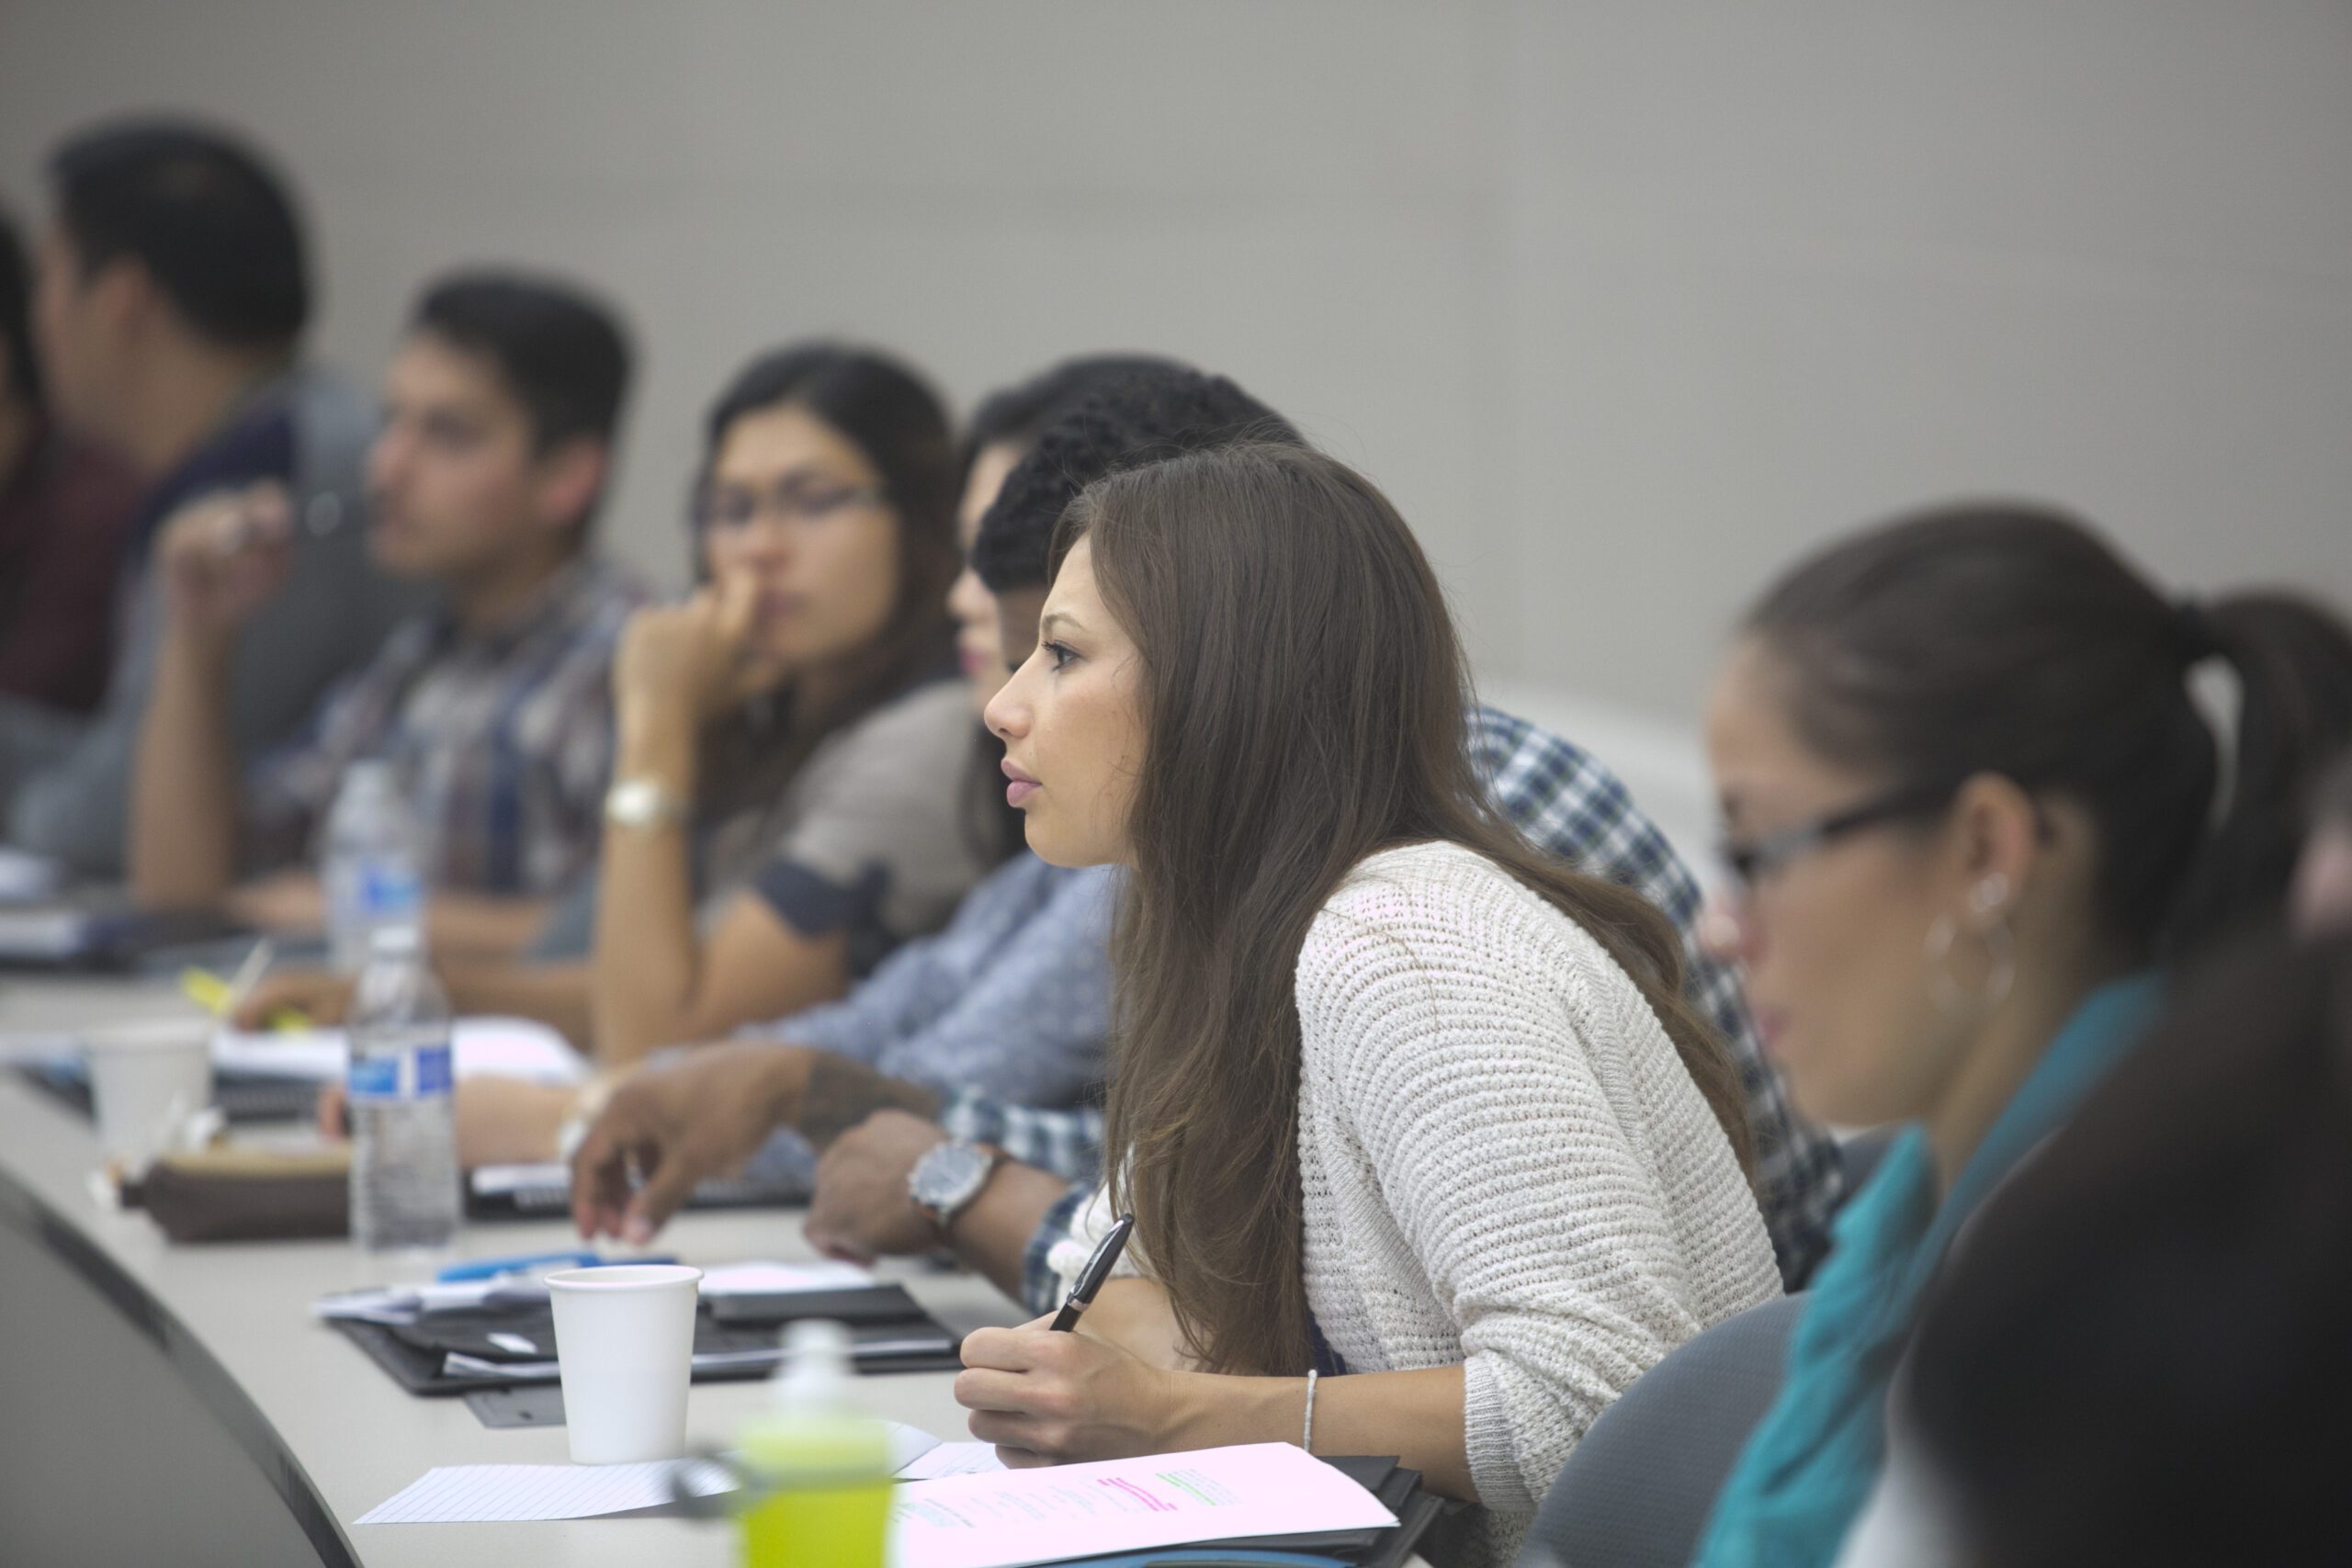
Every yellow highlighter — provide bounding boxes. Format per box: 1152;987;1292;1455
180;939;313;1032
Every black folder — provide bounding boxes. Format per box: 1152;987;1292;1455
327;1282;963;1396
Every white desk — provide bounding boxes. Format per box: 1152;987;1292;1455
0;976;1021;1566
0;977;1438;1567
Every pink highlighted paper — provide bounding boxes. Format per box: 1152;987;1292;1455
889;1441;1395;1568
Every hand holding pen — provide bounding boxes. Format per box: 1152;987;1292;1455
956;1214;1160;1467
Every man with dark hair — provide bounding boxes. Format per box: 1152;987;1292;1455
0;204;141;714
2;118;416;874
131;270;650;955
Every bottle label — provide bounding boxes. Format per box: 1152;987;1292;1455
348;1041;454;1102
360;862;423;920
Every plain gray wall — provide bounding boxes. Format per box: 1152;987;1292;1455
6;0;2347;742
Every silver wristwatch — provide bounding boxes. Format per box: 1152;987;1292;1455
605;776;688;829
908;1138;1003;1233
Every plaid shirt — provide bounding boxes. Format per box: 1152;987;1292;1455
933;1095;1105;1314
1470;705;1845;1286
246;558;650;897
958;704;1846;1313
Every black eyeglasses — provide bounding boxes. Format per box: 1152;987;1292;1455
690;478;888;535
1716;780;1956;894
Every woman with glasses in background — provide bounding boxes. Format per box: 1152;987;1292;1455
1688;502;2352;1568
580;341;994;1061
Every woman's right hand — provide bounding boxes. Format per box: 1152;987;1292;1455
232;968;356;1031
613;575;786;733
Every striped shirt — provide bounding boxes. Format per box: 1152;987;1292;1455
245;557;650;897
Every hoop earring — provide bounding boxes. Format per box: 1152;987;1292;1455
1926;906;2017;1014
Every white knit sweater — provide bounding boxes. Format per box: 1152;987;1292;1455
1055;840;1781;1559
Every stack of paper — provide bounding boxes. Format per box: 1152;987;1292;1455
212;1016;588;1085
315;1259;880;1325
891;1445;1397;1568
359;1440;1395;1568
357;1425;997;1523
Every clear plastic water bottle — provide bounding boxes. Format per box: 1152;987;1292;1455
323;761;424;975
346;923;459;1253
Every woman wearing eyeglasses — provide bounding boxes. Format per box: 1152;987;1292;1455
581;343;996;1063
1689;503;2352;1568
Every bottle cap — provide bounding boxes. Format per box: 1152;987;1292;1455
771;1318;854;1410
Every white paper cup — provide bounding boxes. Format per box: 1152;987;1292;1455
546;1264;703;1464
82;1018;215;1170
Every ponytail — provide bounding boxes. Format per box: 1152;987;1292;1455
2165;592;2352;956
1748;504;2352;967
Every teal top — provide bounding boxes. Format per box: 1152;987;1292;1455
1690;973;2164;1568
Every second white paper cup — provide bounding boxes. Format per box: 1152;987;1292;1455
83;1018;215;1170
546;1264;703;1464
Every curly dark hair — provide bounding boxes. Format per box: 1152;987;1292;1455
969;365;1304;592
962;354;1185;479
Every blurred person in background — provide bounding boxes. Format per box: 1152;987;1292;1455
130;271;648;952
1853;931;2352;1568
0;205;141;716
3;118;416;872
1690;504;2352;1568
1836;746;2352;1568
2290;750;2352;936
247;343;992;1062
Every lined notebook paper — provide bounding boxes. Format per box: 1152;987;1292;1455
358;1424;983;1524
356;1456;737;1523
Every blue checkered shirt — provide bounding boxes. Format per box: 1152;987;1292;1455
956;704;1844;1312
245;558;650;896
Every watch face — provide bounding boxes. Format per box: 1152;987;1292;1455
609;780;662;821
913;1140;993;1211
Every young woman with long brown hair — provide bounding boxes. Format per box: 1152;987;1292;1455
953;443;1779;1562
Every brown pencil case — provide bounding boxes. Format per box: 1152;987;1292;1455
125;1145;351;1243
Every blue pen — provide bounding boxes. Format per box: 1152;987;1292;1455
435;1250;676;1282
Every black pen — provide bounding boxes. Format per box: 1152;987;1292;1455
1049;1212;1135;1332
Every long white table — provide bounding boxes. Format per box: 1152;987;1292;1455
0;977;1022;1566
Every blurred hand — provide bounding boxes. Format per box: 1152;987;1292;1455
155;482;297;637
569;1041;810;1244
804;1109;952;1263
454;1076;577;1166
223;872;328;936
315;1080;347;1141
314;1073;574;1168
613;576;786;734
232;968;356;1031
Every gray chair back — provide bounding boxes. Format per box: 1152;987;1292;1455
1517;1292;1806;1568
